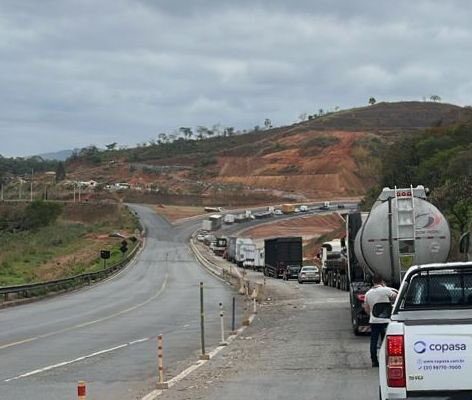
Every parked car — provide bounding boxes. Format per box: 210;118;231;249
283;264;302;280
196;234;205;242
274;209;283;215
298;266;321;283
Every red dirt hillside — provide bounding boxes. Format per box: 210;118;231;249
65;101;472;204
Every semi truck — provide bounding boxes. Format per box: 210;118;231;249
204;206;223;212
223;214;235;224
242;245;265;271
281;204;296;214
320;239;349;290
226;237;255;266
264;237;303;278
340;185;451;335
202;214;223;231
210;237;227;256
320;201;330;210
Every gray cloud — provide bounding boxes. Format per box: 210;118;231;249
0;0;471;156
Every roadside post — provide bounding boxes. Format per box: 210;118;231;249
219;302;227;346
231;296;236;333
156;334;168;389
200;282;210;360
77;381;86;400
242;297;250;326
253;297;257;314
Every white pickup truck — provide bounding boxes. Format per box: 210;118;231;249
376;262;472;400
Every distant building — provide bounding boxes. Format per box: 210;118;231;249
78;180;98;188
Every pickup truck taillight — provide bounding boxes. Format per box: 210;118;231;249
386;335;406;388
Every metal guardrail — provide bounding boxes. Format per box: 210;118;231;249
0;240;142;303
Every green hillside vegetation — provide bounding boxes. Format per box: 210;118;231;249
0;156;59;179
0;202;139;286
362;122;472;253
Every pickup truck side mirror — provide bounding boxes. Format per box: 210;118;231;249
372;302;392;319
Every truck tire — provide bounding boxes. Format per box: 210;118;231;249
352;319;361;336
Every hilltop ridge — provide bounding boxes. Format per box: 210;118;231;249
62;101;472;204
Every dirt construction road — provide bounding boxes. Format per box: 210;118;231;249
158;279;378;400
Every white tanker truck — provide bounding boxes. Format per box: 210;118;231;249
344;185;451;335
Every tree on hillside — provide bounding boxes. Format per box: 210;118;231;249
55;162;66;182
225;127;235;137
264;118;272;129
369;97;376;105
158;133;168;144
298;113;307;122
22;201;63;230
105;142;117;151
432;177;472;235
196;126;208;140
179;127;193;140
430;95;442;102
318;109;324;116
212;124;223;137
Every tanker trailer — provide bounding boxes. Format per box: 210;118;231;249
346;185;451;335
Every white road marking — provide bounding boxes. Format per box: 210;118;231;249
0;273;168;351
0;337;38;351
4;337;150;382
140;314;257;400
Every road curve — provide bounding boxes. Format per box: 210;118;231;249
0;204;242;400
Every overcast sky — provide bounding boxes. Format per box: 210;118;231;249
0;0;471;157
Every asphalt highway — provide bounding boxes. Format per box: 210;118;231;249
0;204;243;400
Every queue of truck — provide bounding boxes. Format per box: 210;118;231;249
312;185;472;399
200;187;472;399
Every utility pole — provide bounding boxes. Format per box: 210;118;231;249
30;168;34;202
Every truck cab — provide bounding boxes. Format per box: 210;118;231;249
377;262;472;400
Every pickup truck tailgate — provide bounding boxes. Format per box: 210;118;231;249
405;324;472;391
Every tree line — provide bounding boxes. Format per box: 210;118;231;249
362;122;472;238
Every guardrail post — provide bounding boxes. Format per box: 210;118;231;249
200;282;210;360
156;334;168;389
253;297;257;314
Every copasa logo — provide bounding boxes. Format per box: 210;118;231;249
414;340;466;354
414;341;426;354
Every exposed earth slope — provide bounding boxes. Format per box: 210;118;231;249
65;101;472;203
